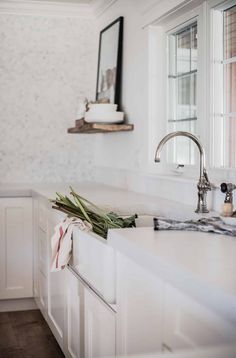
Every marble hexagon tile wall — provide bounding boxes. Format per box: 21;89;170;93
0;13;97;183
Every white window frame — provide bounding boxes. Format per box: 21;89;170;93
207;0;236;182
147;3;207;179
148;0;236;183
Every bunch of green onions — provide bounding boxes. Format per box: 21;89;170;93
51;187;137;239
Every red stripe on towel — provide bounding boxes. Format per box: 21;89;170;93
56;226;64;269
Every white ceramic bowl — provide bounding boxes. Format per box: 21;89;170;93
88;103;117;113
85;111;124;124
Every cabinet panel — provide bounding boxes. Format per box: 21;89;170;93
72;229;115;304
47;209;65;349
65;268;82;358
48;269;65;347
38;227;47;277
33;197;39;298
116;253;163;356
163;284;236;351
38;270;48;318
38;202;47;232
84;288;116;358
0;198;33;299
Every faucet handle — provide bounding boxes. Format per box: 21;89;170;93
220;182;236;193
220;183;228;193
220;182;236;204
202;169;211;190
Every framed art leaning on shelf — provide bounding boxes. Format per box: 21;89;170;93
96;16;123;109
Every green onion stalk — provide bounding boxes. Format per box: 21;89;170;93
51;187;137;239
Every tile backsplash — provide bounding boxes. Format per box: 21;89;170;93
0;13;97;183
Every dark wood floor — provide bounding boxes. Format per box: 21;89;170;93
0;310;65;358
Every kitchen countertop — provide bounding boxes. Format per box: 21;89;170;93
108;227;236;324
109;226;236;324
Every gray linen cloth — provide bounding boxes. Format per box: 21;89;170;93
153;217;236;237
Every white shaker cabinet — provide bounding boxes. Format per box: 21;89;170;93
47;208;65;349
38;270;48;318
0;198;33;299
65;267;116;358
65;268;83;358
163;284;236;352
33;197;39;299
116;253;164;356
84;287;116;358
33;197;65;349
34;199;48;319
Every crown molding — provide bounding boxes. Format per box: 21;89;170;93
140;0;204;27
0;0;117;18
0;0;94;18
90;0;117;17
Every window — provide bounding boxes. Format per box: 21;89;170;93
212;2;236;169
167;21;198;165
149;1;236;178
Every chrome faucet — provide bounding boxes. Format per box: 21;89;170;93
154;131;211;213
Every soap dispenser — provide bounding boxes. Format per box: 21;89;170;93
220;182;236;217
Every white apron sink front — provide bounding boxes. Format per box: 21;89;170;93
71;228;116;304
71;215;154;304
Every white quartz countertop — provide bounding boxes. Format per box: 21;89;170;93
109;226;236;324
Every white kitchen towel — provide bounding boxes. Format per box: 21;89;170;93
51;216;92;272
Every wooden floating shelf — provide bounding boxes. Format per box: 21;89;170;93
68;119;134;134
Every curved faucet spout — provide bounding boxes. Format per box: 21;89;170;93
154;131;211;213
154;131;206;178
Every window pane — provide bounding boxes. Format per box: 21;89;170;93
176;73;197;120
224;62;236;113
168;120;196;165
168;21;197;165
224;6;236;59
213;6;236;169
213;116;236;168
177;27;191;74
226;117;236;167
191;24;198;71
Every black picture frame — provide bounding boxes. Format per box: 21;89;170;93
96;16;123;110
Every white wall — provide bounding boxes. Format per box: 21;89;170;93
0;0;228;211
93;0;228;212
0;10;97;183
94;0;150;174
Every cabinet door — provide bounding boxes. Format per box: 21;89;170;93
47;209;65;349
65;268;83;358
84;287;116;358
38;270;48;318
36;227;48;318
33;197;39;299
116;253;163;356
0;198;33;299
163;284;236;351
